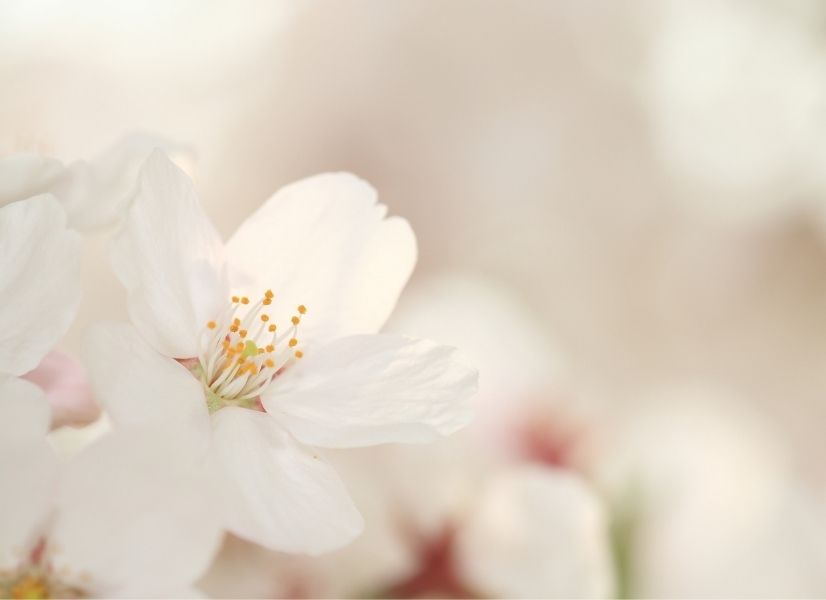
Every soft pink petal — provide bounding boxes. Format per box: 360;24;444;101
23;350;99;429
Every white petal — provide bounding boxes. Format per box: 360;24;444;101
0;377;58;569
51;429;223;596
82;322;210;444
110;151;228;358
0;376;51;442
209;407;363;555
226;173;416;343
51;132;193;232
0;195;81;376
456;466;615;599
263;334;476;448
0;155;63;207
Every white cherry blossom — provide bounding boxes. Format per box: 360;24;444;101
86;151;477;555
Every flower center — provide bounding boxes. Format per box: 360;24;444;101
1;571;86;600
0;540;88;600
8;574;49;600
195;290;306;413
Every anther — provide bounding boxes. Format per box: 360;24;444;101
199;290;311;407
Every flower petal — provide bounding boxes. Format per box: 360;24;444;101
51;132;193;232
209;407;364;555
110;151;228;358
225;173;416;343
23;350;100;429
82;322;210;443
0;195;81;376
455;466;615;599
51;429;223;596
0;377;58;570
0;155;63;207
263;334;476;448
0;376;51;442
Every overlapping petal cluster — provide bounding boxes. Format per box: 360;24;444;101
0;139;478;597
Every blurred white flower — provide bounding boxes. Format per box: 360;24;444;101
0;132;188;231
456;466;612;599
644;0;826;224
600;388;826;598
0;376;222;598
85;151;477;555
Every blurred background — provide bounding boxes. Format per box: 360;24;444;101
4;1;826;597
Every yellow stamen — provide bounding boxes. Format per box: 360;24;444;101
200;290;311;407
12;574;50;599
